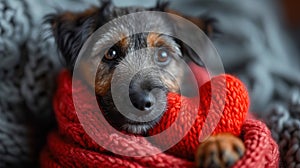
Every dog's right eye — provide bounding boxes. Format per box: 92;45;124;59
104;47;119;60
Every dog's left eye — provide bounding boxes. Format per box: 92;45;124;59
155;48;171;65
104;47;119;60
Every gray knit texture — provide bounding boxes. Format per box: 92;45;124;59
0;0;299;167
0;0;96;167
266;88;300;167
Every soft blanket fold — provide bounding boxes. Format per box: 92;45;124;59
40;69;279;168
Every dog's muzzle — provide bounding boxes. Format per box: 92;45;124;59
129;71;166;113
110;67;168;124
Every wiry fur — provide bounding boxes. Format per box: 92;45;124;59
47;2;246;167
47;1;204;134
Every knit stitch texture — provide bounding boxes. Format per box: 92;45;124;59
1;0;299;167
40;70;279;167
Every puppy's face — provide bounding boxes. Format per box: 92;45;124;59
48;2;206;134
94;30;187;134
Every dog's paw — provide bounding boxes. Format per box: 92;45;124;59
195;133;245;168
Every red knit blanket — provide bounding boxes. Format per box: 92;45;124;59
40;68;279;167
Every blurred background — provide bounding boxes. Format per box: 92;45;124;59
0;0;299;167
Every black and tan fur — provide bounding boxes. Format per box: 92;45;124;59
47;1;245;167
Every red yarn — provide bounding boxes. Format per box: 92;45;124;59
40;67;279;168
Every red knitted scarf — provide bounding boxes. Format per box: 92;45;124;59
40;66;279;167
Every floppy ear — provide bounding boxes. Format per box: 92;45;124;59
45;4;111;70
176;39;205;67
45;8;97;70
164;9;207;67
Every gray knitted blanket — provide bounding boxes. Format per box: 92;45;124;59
0;0;299;167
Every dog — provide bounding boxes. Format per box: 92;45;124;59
47;1;245;167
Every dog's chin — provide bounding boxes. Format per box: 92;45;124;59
121;122;153;135
97;94;164;135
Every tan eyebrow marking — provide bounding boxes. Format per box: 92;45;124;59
118;33;129;51
147;32;168;48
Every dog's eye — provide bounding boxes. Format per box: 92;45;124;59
156;48;171;64
104;47;118;60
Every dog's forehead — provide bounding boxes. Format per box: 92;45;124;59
92;7;174;53
103;6;173;32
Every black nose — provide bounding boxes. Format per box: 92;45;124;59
129;90;156;111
